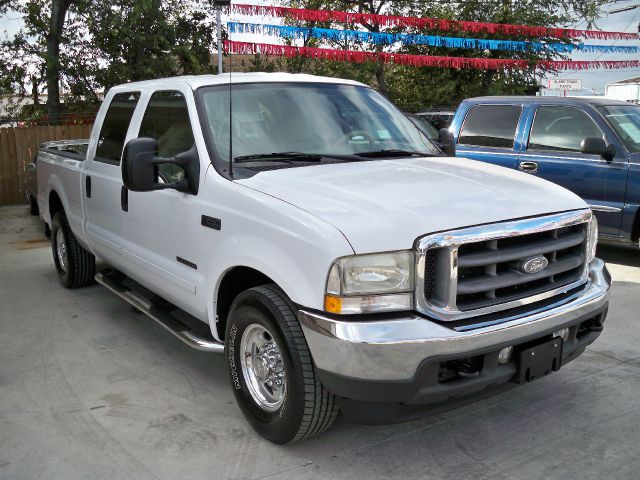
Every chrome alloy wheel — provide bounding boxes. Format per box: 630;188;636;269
55;228;68;272
240;324;287;412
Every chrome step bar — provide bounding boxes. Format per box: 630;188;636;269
95;271;224;353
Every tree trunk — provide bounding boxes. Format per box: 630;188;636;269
359;1;389;97
31;76;39;105
375;53;388;97
46;0;72;124
133;38;145;81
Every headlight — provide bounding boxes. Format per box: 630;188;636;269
324;251;414;314
587;215;598;263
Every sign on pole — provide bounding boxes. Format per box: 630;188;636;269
547;79;583;91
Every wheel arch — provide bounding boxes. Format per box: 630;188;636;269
48;189;65;223
631;207;640;243
43;173;71;226
214;265;278;340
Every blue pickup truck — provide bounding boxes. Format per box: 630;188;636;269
446;97;640;247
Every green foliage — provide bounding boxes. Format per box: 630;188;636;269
254;0;610;110
1;0;216;119
87;0;214;89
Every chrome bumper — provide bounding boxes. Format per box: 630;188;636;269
299;258;610;381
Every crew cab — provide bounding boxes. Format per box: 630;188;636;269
446;96;640;248
37;73;610;444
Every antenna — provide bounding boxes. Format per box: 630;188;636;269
229;44;233;179
213;0;233;178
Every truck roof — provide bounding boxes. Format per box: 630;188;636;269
464;95;634;107
110;72;368;92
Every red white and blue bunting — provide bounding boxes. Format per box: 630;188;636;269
231;4;640;41
225;40;640;71
228;22;639;55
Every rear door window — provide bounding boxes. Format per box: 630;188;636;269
458;104;522;148
94;92;140;165
138;90;195;183
528;106;604;152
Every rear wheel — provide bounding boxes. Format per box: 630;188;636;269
29;194;39;215
51;211;95;288
225;285;339;444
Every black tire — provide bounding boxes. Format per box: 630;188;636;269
225;285;339;444
29;194;39;216
51;211;95;288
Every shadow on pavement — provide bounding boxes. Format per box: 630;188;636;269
597;243;640;268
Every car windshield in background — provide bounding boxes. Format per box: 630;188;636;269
597;104;640;153
406;114;439;140
197;82;440;167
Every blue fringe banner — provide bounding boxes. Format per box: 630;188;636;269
227;22;639;54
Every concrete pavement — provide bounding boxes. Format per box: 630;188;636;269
1;205;640;480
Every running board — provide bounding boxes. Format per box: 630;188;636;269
95;270;224;353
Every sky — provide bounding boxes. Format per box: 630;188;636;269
1;0;639;94
542;0;640;94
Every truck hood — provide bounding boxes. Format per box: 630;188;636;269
237;157;587;253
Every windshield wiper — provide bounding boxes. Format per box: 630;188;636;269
353;149;436;158
234;152;323;163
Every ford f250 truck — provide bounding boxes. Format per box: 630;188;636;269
37;73;610;444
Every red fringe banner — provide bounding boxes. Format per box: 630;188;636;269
232;4;639;41
225;41;640;71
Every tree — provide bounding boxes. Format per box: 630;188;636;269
45;0;73;120
279;0;610;110
0;0;77;121
0;0;216;120
83;0;215;89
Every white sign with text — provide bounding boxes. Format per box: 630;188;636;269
547;79;582;91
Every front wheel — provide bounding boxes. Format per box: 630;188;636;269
225;285;339;444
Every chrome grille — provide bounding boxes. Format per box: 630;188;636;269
415;210;592;322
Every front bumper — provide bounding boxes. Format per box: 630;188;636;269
299;258;610;405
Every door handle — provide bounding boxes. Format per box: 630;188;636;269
85;176;92;198
518;161;539;173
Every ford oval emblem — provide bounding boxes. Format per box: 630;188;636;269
520;256;549;274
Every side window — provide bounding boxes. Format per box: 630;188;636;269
95;92;140;165
138;90;195;183
458;104;522;148
528;106;604;153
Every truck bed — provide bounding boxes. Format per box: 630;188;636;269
36;139;90;247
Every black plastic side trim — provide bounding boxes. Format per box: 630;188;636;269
177;257;197;270
201;215;221;230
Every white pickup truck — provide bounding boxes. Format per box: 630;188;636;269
37;73;610;443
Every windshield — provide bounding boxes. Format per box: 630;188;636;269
197;82;440;167
597;104;640;152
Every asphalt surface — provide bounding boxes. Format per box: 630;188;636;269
1;205;640;480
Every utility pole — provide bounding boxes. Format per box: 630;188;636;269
213;0;231;74
217;6;223;74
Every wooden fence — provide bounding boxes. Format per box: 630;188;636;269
0;124;93;205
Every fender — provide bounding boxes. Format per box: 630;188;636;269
205;235;354;339
203;222;354;342
44;171;93;254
